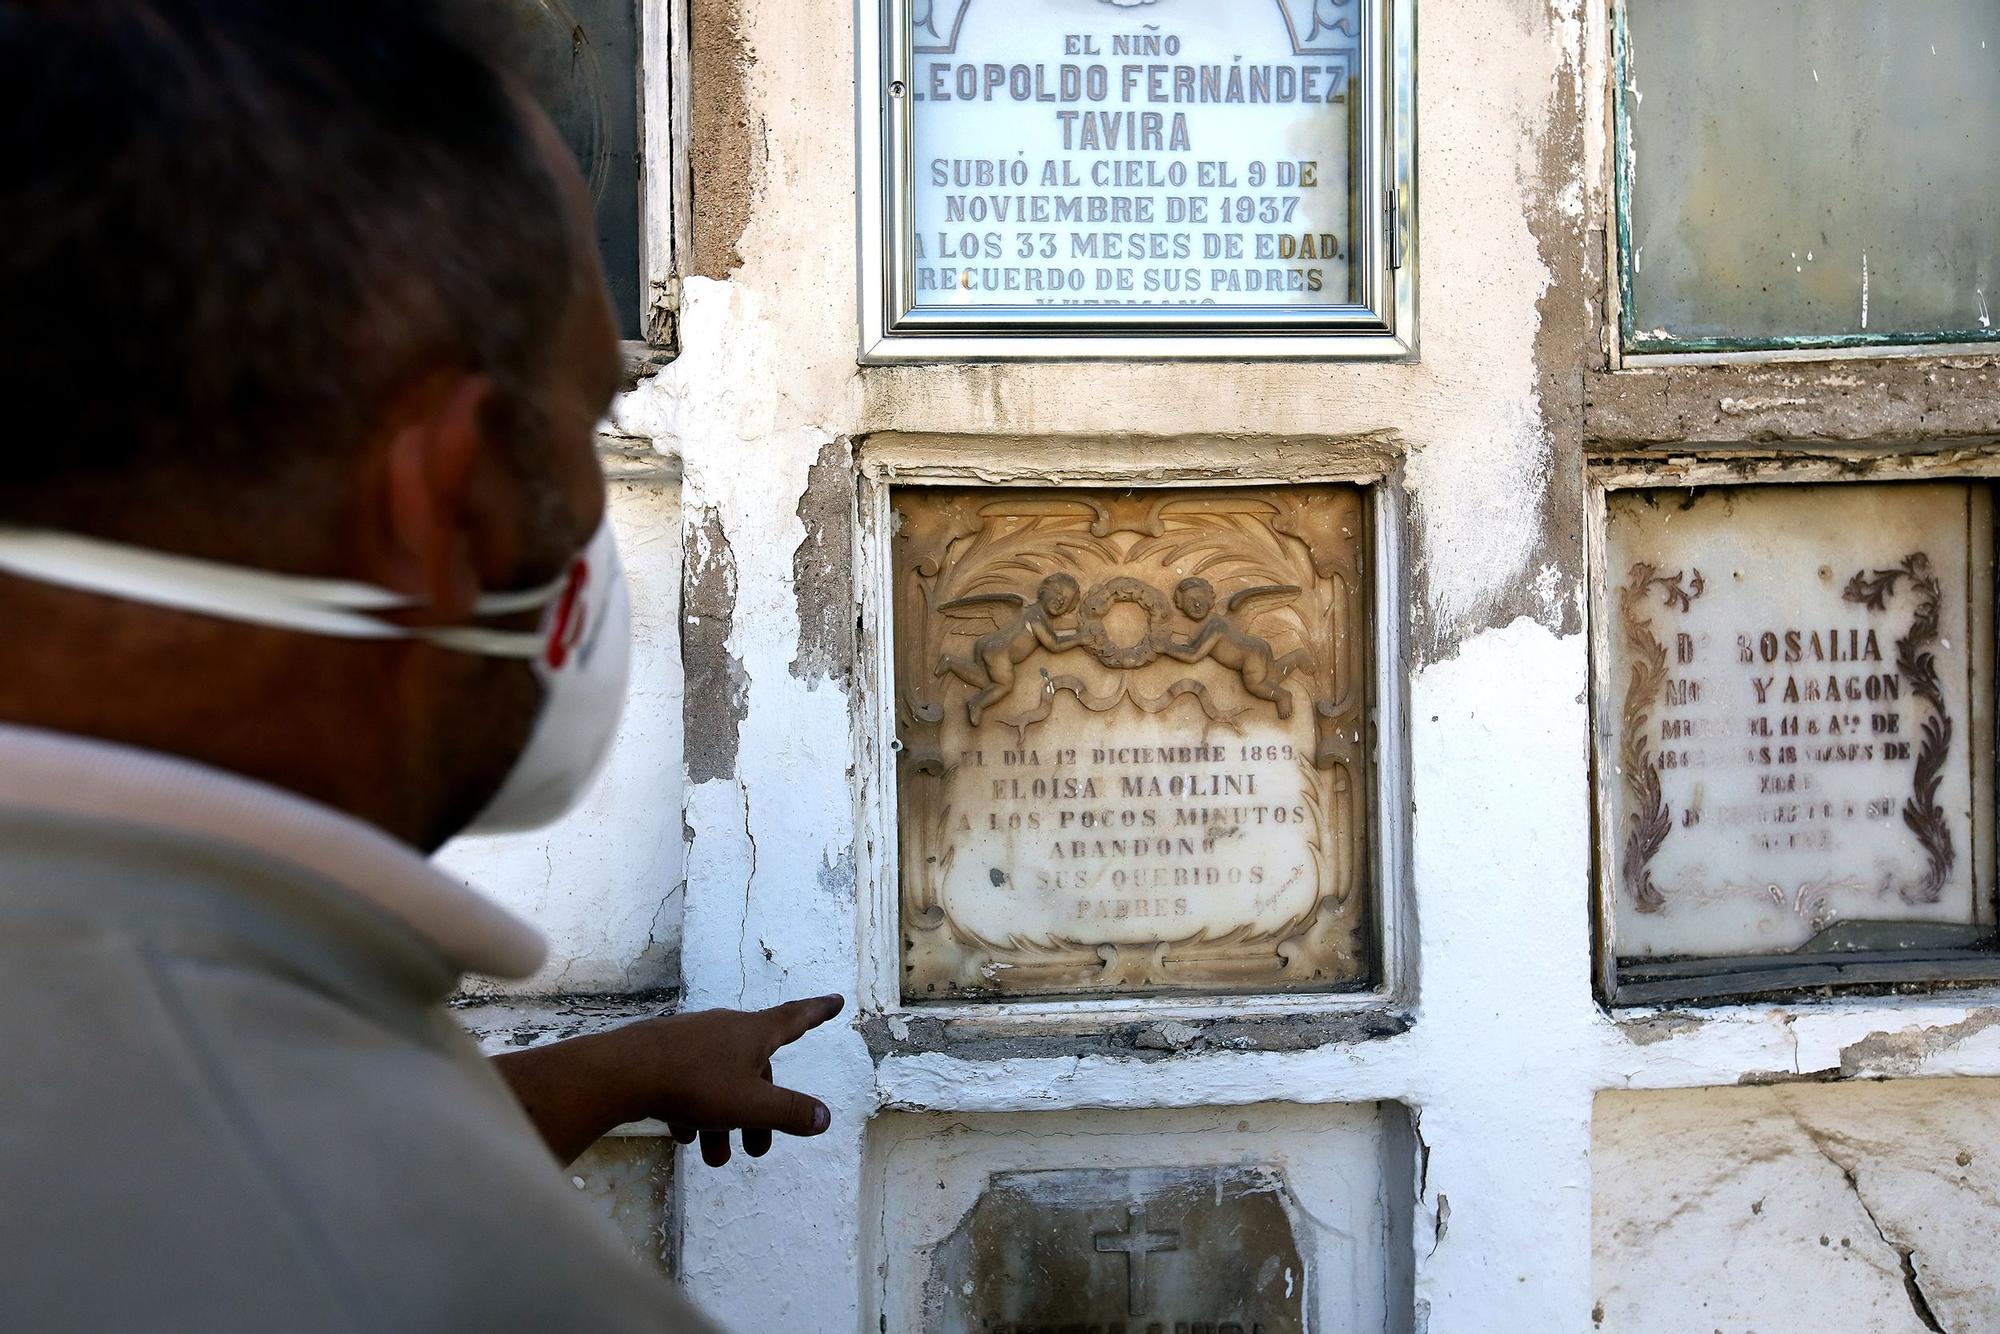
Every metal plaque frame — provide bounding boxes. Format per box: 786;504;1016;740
1585;461;2000;1007
857;0;1417;362
1609;0;2000;364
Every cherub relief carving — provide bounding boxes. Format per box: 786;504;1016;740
893;486;1371;1001
1162;578;1312;719
934;572;1085;724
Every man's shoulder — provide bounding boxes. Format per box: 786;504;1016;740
0;931;710;1333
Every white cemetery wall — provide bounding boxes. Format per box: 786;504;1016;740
610;0;1607;1313
441;471;688;996
436;0;2000;1328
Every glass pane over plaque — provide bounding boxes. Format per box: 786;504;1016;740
893;486;1373;1002
1603;483;1996;993
929;1166;1307;1332
476;0;644;339
1616;0;2000;354
872;0;1409;348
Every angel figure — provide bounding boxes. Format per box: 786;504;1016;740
935;572;1085;725
1163;578;1310;719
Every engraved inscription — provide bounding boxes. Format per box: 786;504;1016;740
1606;484;1995;961
926;1166;1307;1334
908;0;1362;312
894;486;1372;1000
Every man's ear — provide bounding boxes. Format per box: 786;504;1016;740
377;372;496;623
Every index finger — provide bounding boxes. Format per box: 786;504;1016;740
762;994;845;1047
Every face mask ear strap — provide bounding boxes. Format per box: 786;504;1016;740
419;625;547;659
471;569;572;617
0;527;416;639
0;526;571;653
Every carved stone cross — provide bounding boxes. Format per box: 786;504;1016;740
1093;1205;1181;1316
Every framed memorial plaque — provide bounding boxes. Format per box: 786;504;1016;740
1593;481;2000;1004
866;1103;1408;1331
858;0;1416;360
890;485;1375;1002
927;1166;1308;1332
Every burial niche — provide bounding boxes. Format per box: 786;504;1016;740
892;486;1374;1001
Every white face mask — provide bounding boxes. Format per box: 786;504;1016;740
0;517;631;835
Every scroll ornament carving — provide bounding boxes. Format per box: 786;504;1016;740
1843;552;1956;905
914;0;1360;58
1617;564;1704;915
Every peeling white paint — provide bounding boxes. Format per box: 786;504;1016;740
1597;1082;2000;1332
443;0;2000;1327
442;481;688;994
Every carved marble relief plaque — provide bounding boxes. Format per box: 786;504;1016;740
926;1166;1308;1334
893;487;1373;1001
1606;483;1995;961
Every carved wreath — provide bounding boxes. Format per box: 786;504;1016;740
1078;576;1172;668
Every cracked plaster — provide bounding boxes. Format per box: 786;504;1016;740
435;0;2000;1326
1595;1081;2000;1333
441;478;688;994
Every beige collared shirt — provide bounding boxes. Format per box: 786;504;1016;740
0;725;717;1333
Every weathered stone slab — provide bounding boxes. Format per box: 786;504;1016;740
1595;1082;2000;1333
927;1166;1307;1334
892;486;1373;1001
1604;482;1994;960
870;1103;1405;1332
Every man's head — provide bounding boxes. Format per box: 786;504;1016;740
0;0;623;848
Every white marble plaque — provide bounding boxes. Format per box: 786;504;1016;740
1605;483;1994;960
906;0;1362;313
893;487;1372;1000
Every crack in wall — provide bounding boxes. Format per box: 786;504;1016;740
1788;1108;1947;1333
737;789;760;1007
630;882;686;991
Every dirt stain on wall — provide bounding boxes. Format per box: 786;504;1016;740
683;506;750;782
689;0;757;278
790;437;856;683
